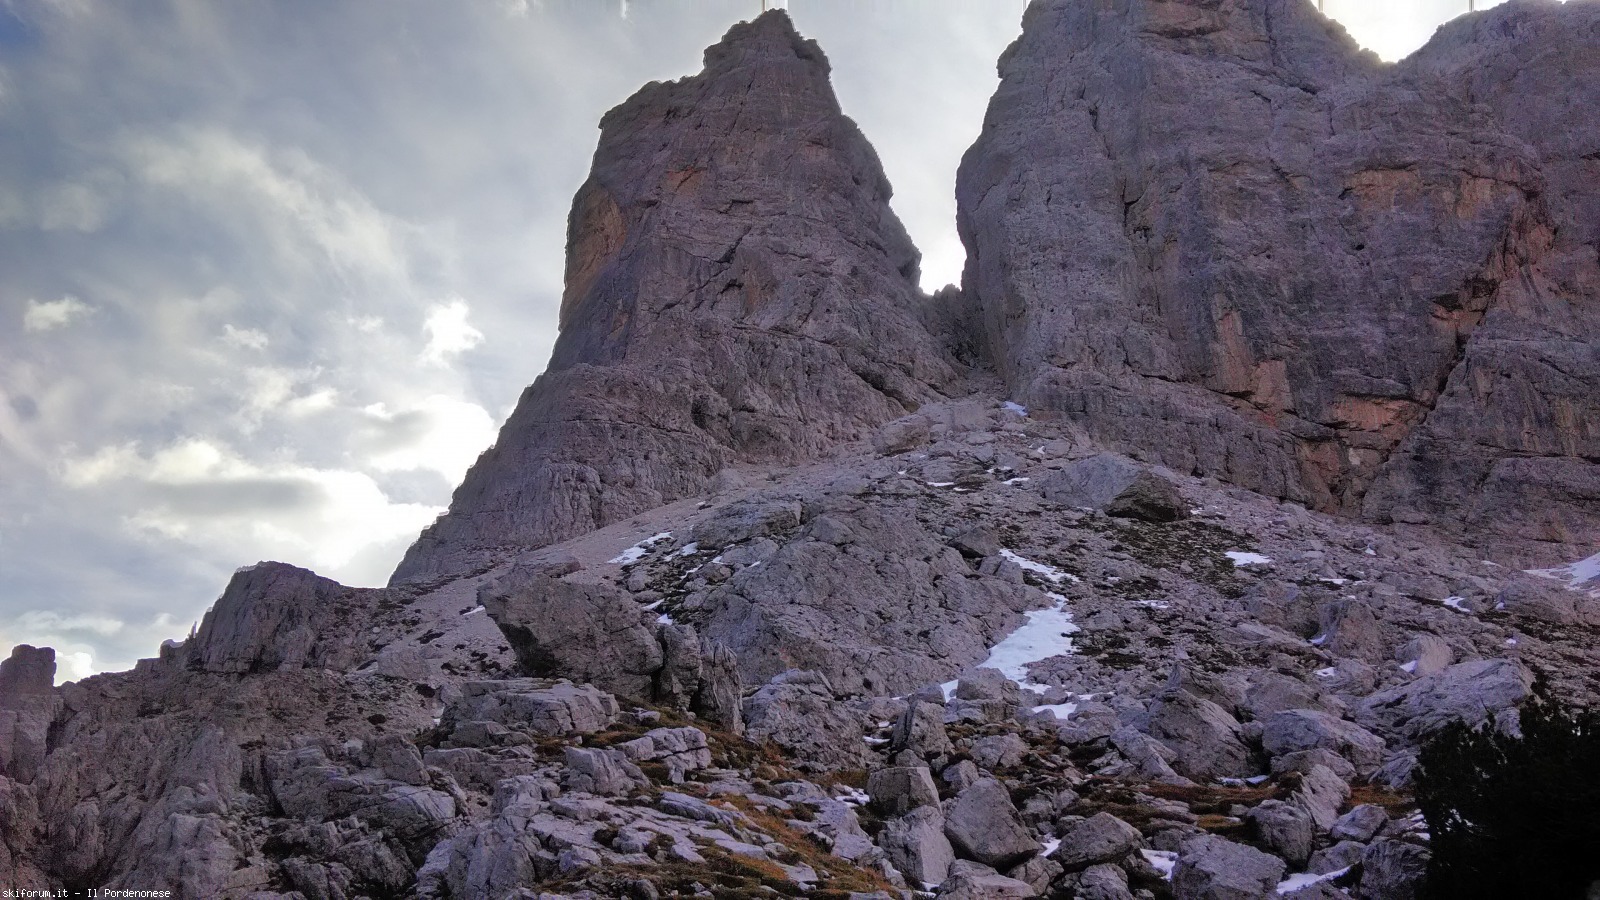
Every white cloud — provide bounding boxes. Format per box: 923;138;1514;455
421;298;485;365
59;651;96;682
221;324;269;350
12;610;126;637
360;394;498;483
123;126;415;284
60;437;442;584
23;296;93;332
285;388;338;417
38;181;110;232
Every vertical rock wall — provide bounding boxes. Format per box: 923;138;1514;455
956;0;1599;546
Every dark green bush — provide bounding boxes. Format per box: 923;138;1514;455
1417;683;1600;899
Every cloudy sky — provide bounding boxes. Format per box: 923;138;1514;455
0;0;1514;681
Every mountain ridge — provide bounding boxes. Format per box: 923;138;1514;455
3;3;1599;897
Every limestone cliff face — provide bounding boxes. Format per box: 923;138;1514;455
956;0;1598;545
1364;2;1600;543
393;11;958;583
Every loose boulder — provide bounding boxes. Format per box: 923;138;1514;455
1039;454;1186;522
481;571;663;699
1050;812;1143;871
1262;709;1386;774
1355;659;1533;741
742;671;868;770
1172;834;1287;900
879;806;955;887
867;766;940;817
942;778;1039;869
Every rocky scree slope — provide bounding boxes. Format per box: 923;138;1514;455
5;3;1600;899
5;397;1597;898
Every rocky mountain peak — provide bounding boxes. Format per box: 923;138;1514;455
701;8;830;82
5;5;1600;898
960;0;1598;549
1003;0;1375;92
394;9;958;583
0;645;54;701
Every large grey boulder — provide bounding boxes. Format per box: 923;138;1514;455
867;766;940;817
1262;709;1387;774
1308;840;1368;876
1357;839;1430;900
1241;670;1337;722
891;695;955;760
742;670;868;770
1316;600;1389;664
934;861;1035;899
942;778;1039;869
1147;689;1256;781
1354;659;1533;741
1106;725;1192;785
392;10;957;582
562;747;645;796
655;625;745;735
1493;575;1600;627
1008;852;1067;895
1331;804;1389;844
693;640;745;735
616;727;711;783
689;500;1037;696
689;499;802;549
1395;635;1455;677
1171;834;1287;900
1071;863;1137;900
970;733;1028;771
879;806;955;887
1050;812;1143;871
1038;453;1186;522
1248;799;1316;867
441;679;618;744
480;571;663;700
1289;764;1351;832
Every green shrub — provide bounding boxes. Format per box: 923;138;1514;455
1416;683;1600;899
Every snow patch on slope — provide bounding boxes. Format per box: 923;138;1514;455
1528;551;1600;596
610;532;673;565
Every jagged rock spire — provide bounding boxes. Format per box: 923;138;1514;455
393;11;957;582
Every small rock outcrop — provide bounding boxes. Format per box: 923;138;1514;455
0;645;59;785
190;563;375;675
